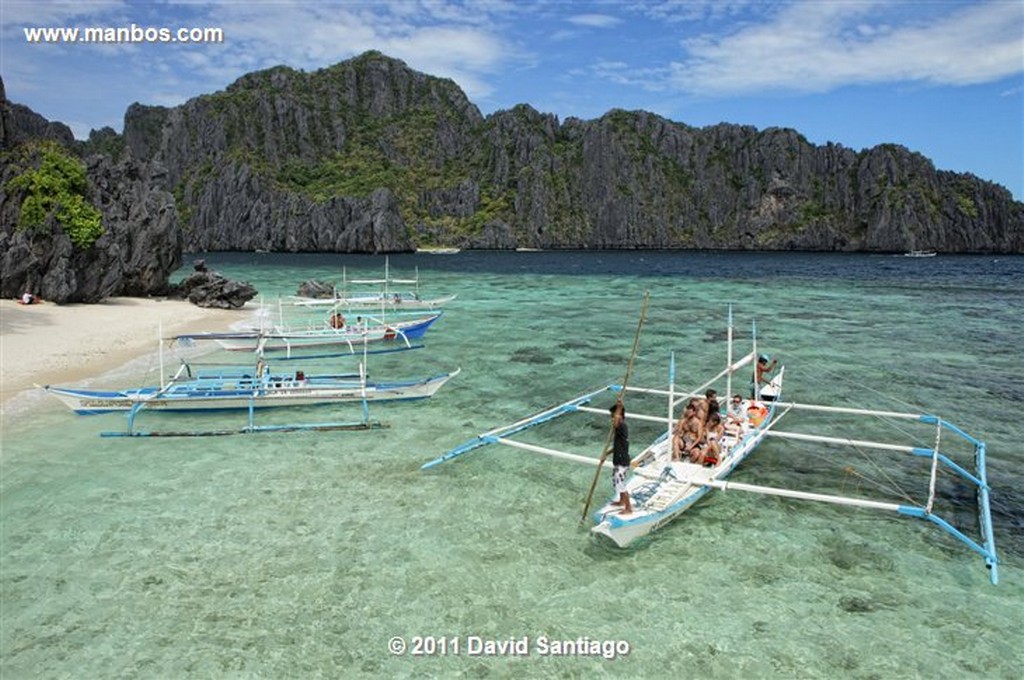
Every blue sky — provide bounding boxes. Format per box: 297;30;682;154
3;1;1022;198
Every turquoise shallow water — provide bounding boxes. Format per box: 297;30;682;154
2;251;1022;678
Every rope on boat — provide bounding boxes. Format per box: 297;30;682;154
771;357;987;510
794;409;922;506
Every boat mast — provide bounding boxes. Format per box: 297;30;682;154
926;421;942;514
667;352;676;439
158;322;165;390
751;319;759;401
360;334;370;422
726;305;734;404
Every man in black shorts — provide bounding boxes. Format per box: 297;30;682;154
609;400;632;515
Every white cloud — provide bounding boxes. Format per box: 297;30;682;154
567;13;621;28
592;60;670;91
665;0;1024;94
637;0;761;24
174;2;515;96
24;1;519;113
0;0;126;26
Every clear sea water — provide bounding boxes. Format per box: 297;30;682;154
2;251;1022;678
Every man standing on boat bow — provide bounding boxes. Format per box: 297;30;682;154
609;400;632;515
753;354;777;397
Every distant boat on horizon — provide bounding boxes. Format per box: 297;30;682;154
415;246;460;255
903;249;937;258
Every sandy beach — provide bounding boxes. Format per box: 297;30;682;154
0;298;250;405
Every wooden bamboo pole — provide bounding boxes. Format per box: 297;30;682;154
580;290;650;522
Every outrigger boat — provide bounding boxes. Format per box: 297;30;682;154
422;310;998;584
289;258;456;311
590;359;783;549
45;362;460;415
175;311;442;354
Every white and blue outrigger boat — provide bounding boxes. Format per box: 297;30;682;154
290;258;456;312
45;362;460;415
422;309;999;585
44;358;460;437
175;311;442;355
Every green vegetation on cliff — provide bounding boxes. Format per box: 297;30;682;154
6;141;104;248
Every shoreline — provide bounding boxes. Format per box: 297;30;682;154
0;297;250;406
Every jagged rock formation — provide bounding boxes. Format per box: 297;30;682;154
1;77;185;303
4;52;1023;270
120;52;1022;254
122;52;485;253
296;280;335;298
169;260;257;309
0;77;75;150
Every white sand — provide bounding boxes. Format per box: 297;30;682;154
0;297;250;405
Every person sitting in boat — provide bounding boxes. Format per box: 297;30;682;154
751;354;777;397
672;402;705;462
329;312;345;329
608;400;632;515
701;412;725;466
18;292;36;305
726;394;745;424
704;389;720;423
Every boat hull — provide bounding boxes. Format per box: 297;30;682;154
292;294;456;311
591;372;783;547
45;369;460;414
212;314;441;352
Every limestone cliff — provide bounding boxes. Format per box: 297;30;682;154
125;52;483;253
0;77;182;303
4;52;1022;269
123;52;1022;254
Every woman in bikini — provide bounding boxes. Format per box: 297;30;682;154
702;412;725;466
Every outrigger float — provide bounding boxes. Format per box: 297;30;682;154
423;309;999;585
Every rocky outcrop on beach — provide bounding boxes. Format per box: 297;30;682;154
169;259;257;309
0;76;185;303
296;280;336;298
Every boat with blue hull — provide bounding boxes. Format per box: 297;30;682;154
176;311;442;354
